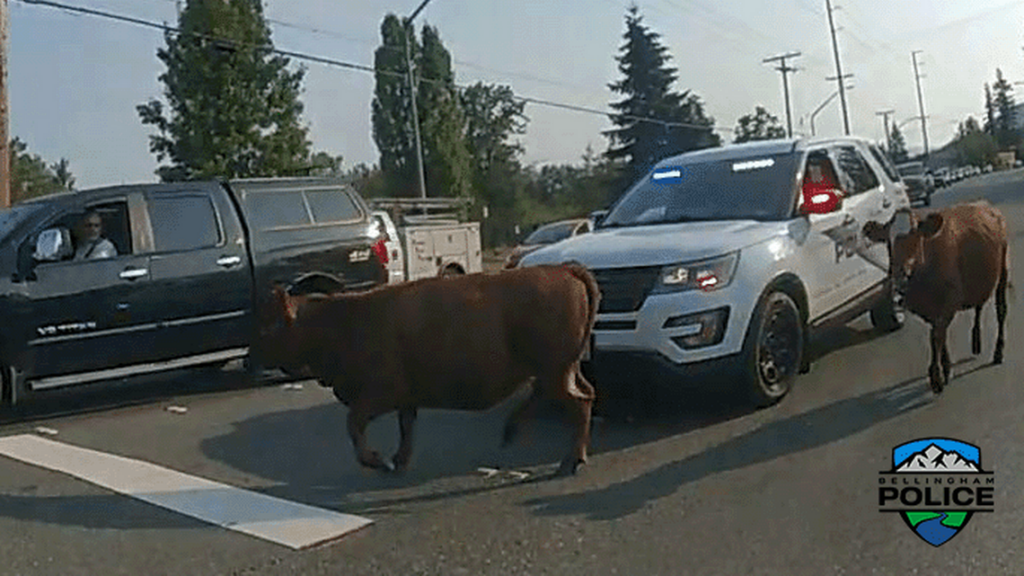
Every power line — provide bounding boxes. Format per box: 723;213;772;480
19;0;733;133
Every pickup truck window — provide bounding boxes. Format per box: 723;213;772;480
245;192;312;230
149;195;222;252
304;189;361;224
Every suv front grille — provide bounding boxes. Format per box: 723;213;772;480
592;266;663;313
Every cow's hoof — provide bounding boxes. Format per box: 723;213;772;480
391;454;411;474
994;349;1004;365
929;379;944;395
359;452;394;472
556;457;586;477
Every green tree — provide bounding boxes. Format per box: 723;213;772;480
416;24;472;202
733;106;787;143
371;14;417;197
888;124;909;163
9;137;74;203
604;4;719;189
953;116;998;167
991;68;1020;150
459;82;529;246
137;0;321;181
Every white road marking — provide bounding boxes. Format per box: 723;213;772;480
0;434;372;549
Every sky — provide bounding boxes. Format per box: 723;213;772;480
10;0;1024;190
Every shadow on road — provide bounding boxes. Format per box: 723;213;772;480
0;492;203;530
520;359;996;521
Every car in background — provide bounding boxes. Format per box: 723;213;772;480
518;136;911;408
895;161;934;206
503;217;592;269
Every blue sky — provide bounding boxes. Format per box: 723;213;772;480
10;0;1024;189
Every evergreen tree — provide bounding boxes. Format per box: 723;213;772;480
371;16;472;200
371;15;418;197
603;4;719;189
733;106;787;143
138;0;321;181
888;124;909;163
417;24;472;201
991;68;1020;150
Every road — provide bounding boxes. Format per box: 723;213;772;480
1;171;1023;575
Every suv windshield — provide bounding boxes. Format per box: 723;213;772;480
601;152;800;227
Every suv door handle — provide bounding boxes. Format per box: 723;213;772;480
882;198;892;208
216;256;242;268
119;268;148;280
842;214;855;226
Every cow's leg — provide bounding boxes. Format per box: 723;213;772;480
392;407;418;473
347;402;396;472
972;306;983;356
929;320;950;394
555;365;596;476
995;259;1008;365
502;381;542;448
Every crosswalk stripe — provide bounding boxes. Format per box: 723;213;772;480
0;434;373;549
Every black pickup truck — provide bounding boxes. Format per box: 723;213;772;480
0;177;388;406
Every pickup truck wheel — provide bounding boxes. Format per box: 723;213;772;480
738;291;803;408
870;279;906;333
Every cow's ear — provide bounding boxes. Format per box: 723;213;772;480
918;213;944;237
863;220;889;243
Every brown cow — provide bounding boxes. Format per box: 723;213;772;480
863;201;1009;394
256;263;602;476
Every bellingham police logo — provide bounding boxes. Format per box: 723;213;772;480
878;438;995;547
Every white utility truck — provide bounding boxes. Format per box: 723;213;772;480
369;197;483;282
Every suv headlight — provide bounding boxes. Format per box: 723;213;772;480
651;251;740;294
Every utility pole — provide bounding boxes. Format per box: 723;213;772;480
763;51;801;138
825;0;851;135
1;0;9;209
404;0;434;199
911;50;930;162
876;109;895;151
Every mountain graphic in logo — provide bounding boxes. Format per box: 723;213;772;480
879;438;995;548
896;444;981;473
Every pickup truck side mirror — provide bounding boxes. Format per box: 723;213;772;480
33;228;74;262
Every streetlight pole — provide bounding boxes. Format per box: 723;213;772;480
405;0;434;199
808;84;853;136
876;109;895;151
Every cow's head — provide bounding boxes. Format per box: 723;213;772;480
251;286;309;372
863;211;944;295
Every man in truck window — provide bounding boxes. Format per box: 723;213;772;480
72;211;118;260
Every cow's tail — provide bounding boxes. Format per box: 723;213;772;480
562;262;601;362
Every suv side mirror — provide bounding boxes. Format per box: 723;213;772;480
589;209;609;227
34;228;73;262
800;189;843;215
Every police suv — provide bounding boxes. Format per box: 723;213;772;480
518;137;912;407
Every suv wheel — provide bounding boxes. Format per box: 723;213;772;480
738;291;804;408
870;279;906;333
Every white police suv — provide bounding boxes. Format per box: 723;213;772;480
518;137;912;407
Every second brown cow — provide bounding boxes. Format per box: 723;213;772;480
863;201;1009;394
256;263;602;476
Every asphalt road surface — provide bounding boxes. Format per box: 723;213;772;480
1;171;1023;576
